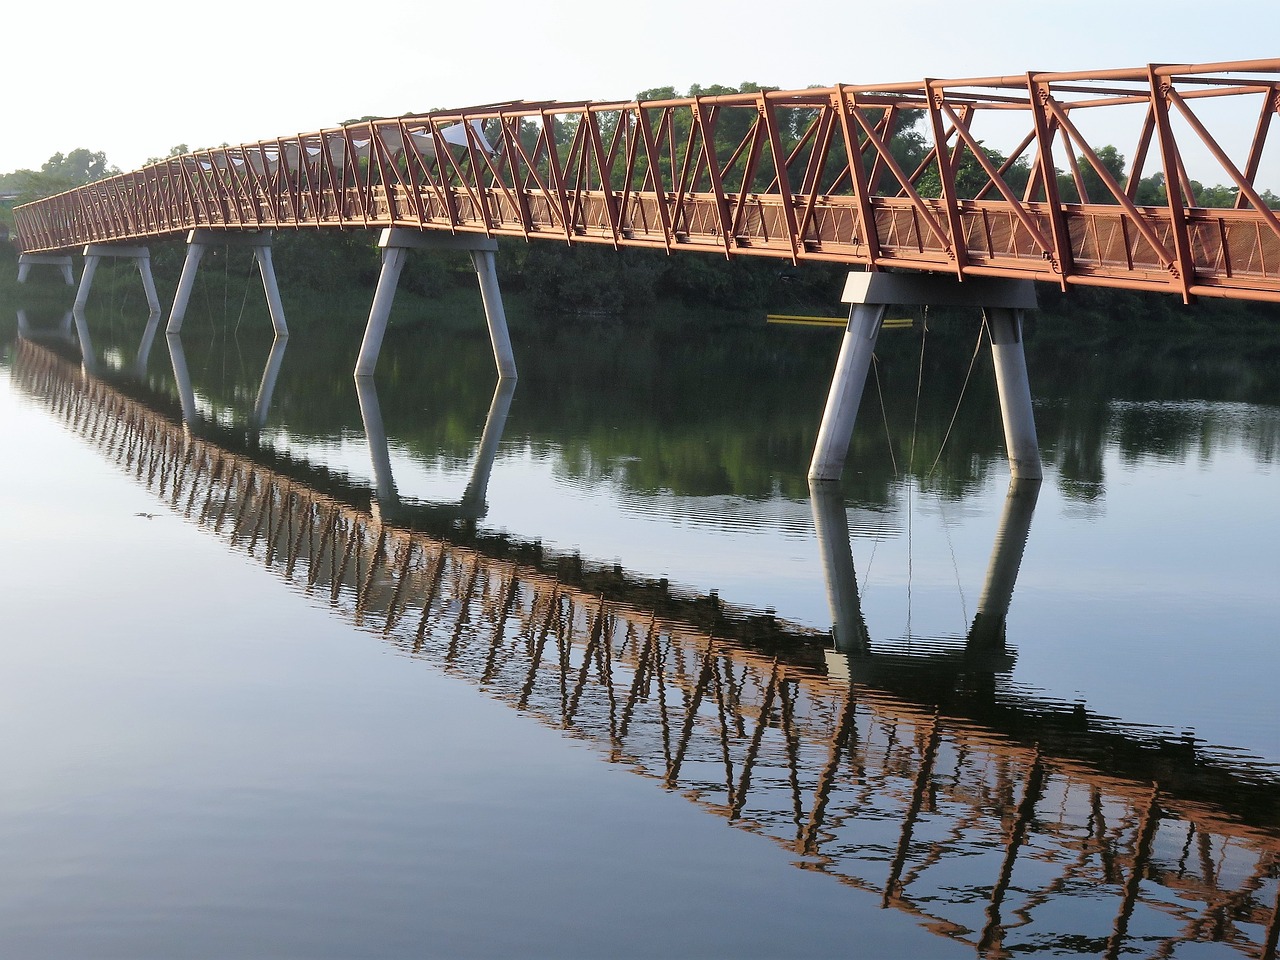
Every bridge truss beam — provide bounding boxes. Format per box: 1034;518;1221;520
14;60;1280;303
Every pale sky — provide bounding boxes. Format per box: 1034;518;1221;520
4;0;1278;186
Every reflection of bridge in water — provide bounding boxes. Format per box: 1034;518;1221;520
9;337;1280;959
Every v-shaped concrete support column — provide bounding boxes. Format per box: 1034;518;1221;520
809;273;1041;482
166;229;288;337
355;228;516;380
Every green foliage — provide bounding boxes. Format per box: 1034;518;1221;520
142;144;191;166
8;148;119;203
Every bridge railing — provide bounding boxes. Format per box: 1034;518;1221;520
14;60;1280;302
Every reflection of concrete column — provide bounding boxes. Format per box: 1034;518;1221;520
16;310;30;336
166;334;199;425
460;377;517;518
354;374;398;509
250;336;289;430
809;479;870;656
357;373;517;523
135;309;163;377
967;478;1041;651
355;228;515;379
71;306;97;375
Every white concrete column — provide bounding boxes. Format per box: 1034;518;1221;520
471;249;517;380
254;245;289;337
967;477;1041;650
354;246;409;377
135;258;162;317
76;244;157;313
166;239;208;334
814;272;1040;483
73;255;100;312
808;302;886;480
168;230;287;336
987;308;1043;481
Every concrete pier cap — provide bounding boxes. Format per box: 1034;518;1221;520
841;272;1038;311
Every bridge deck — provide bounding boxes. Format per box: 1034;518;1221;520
14;60;1280;303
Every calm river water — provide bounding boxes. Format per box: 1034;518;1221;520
1;269;1278;958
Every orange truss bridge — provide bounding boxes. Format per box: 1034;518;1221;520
13;59;1280;304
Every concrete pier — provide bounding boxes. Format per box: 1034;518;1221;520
75;244;162;317
167;230;288;337
809;273;1041;482
355;228;515;379
17;253;75;286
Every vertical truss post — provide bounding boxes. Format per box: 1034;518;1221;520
357;228;515;380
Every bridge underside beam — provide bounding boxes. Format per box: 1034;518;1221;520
355;228;515;380
809;273;1042;482
167;229;287;337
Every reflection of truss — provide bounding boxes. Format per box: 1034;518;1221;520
11;339;1280;958
14;61;1280;303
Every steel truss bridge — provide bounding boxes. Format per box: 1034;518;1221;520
10;336;1280;960
12;60;1280;304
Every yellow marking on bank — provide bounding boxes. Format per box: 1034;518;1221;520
766;315;916;329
